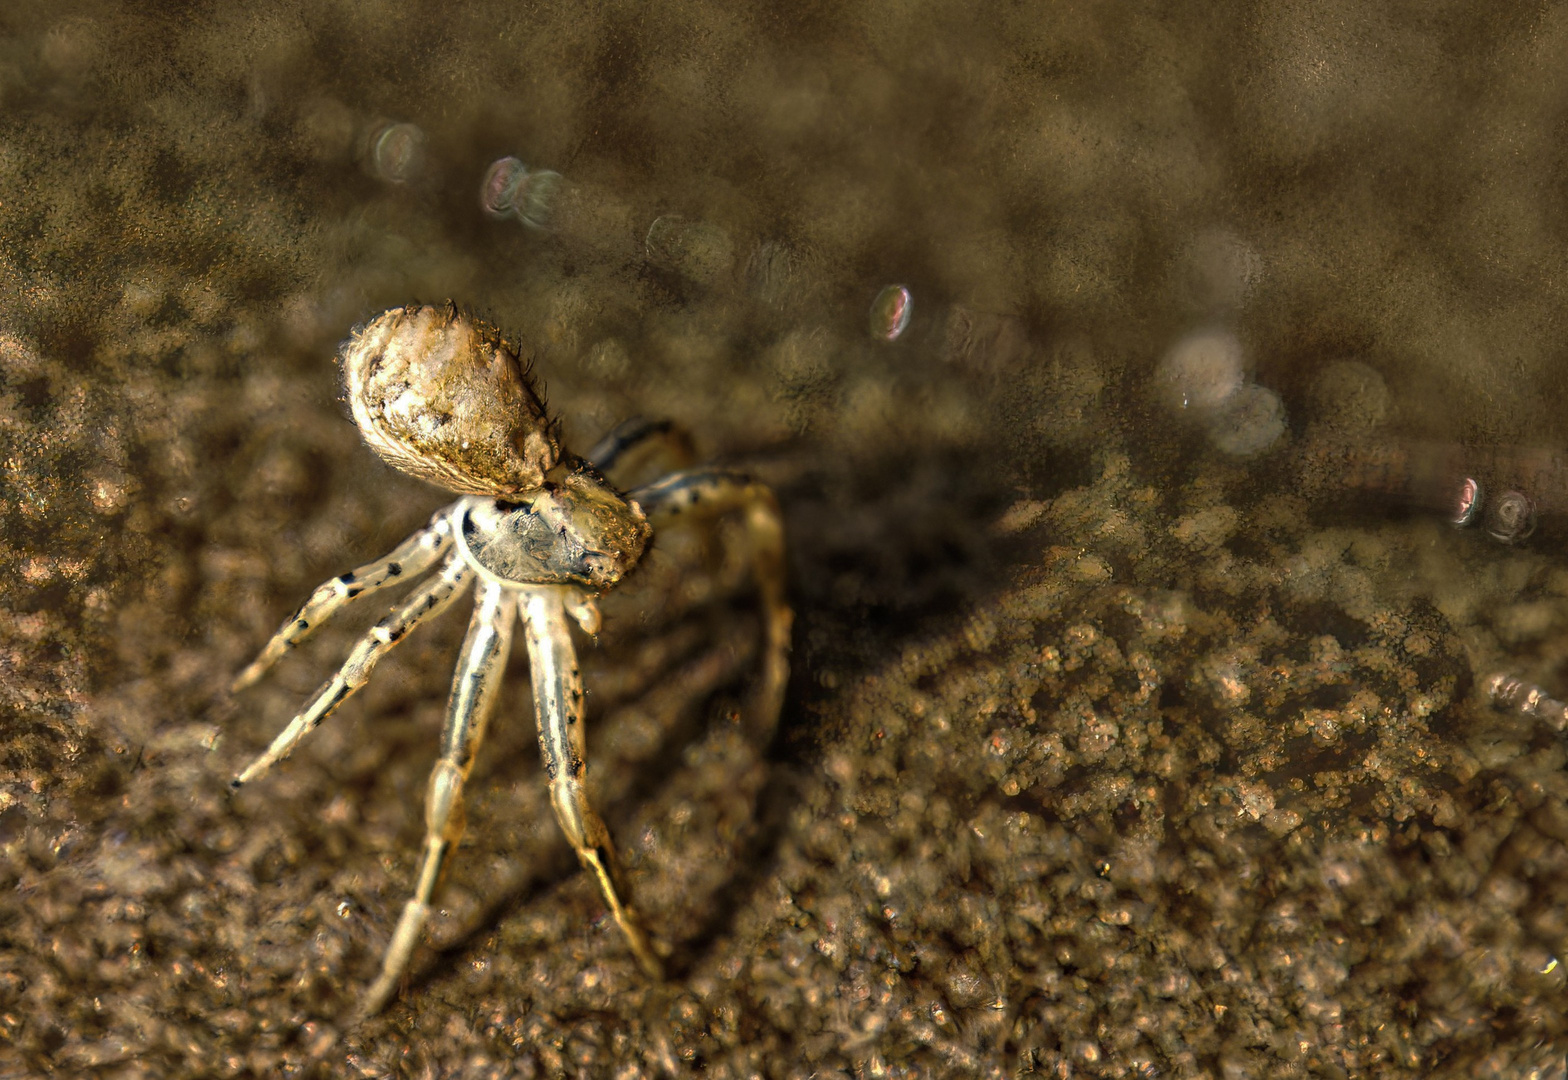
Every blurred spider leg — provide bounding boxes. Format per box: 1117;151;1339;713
232;555;470;787
361;582;516;1018
519;586;664;978
584;417;696;481
232;509;455;691
1485;672;1568;734
630;469;793;739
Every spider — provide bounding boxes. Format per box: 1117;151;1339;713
227;303;791;1017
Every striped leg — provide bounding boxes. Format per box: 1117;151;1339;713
519;586;663;978
232;508;455;692
361;582;517;1017
584;417;696;487
629;469;792;739
1486;672;1568;733
231;555;470;788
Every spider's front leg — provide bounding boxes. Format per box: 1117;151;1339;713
361;582;516;1018
519;585;665;978
232;508;455;692
232;551;471;787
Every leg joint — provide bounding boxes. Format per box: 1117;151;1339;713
426;760;467;839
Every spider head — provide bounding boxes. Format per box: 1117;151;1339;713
460;461;652;591
340;304;559;496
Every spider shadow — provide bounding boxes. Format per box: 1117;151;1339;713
406;439;1038;995
654;442;1044;971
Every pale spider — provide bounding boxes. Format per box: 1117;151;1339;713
228;303;791;1016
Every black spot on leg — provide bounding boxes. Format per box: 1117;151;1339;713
295;619;310;631
340;572;356;584
544;760;558;780
229;777;243;790
387;562;403;577
345;588;363;599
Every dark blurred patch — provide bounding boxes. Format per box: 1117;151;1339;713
781;446;1019;697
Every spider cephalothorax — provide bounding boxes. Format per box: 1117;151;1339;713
230;303;790;1017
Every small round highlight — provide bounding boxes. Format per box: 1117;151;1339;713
1205;382;1286;458
869;285;912;342
480;156;528;217
1484;490;1536;544
367;122;426;184
1451;477;1483;528
1155;328;1244;414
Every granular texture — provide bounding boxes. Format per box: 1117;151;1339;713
1;2;1566;1077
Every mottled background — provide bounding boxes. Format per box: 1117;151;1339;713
2;2;1568;1077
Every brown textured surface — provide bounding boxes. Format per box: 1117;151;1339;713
2;3;1568;1077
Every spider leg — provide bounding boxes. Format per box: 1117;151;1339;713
360;582;516;1018
519;585;664;978
231;553;470;788
629;469;792;739
232;508;455;692
1486;672;1568;733
585;416;696;487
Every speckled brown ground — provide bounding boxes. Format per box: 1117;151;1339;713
2;3;1568;1077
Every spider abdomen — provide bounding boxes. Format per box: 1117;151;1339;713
341;304;560;496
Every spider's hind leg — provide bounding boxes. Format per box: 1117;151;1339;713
232;508;455;692
585;417;696;489
629;468;792;741
361;582;516;1018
